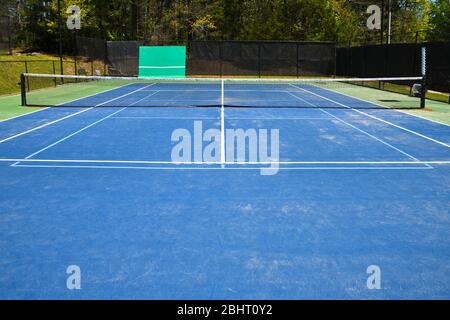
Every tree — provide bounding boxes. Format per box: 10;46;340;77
389;0;430;43
428;0;450;41
5;0;440;52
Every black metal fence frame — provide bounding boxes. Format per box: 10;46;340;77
0;59;80;92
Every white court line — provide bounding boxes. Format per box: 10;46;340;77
0;107;49;123
95;83;156;107
102;99;222;103
127;90;160;107
1;159;449;165
217;117;334;120
139;89;290;92
12;108;127;165
111;116;220;120
12;164;433;171
0;81;147;142
313;83;450;128
287;90;430;168
292;85;450;148
0;79;139;125
110;116;333;120
0;108;94;144
55;82;139;106
397;109;450;127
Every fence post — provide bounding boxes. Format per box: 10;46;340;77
104;40;108;76
61;60;64;84
448;81;450;104
20;74;27;106
24;61;30;91
219;41;223;78
7;17;12;55
257;43;261;79
333;44;337;78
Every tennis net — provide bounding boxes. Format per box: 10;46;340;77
21;73;426;109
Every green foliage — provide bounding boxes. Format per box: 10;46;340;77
6;0;449;52
390;0;431;43
428;0;450;41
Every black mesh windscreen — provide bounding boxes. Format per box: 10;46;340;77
385;44;419;77
427;42;450;93
186;41;336;77
260;42;297;77
298;43;335;76
186;41;221;76
76;36;106;61
336;42;450;94
336;47;350;76
107;41;143;76
337;44;420;78
221;41;260;77
363;45;387;78
349;46;365;77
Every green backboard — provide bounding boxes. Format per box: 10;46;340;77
138;46;186;78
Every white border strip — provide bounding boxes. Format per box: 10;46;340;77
12;164;433;171
0;159;449;165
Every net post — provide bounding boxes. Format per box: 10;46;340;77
420;46;426;109
20;74;27;106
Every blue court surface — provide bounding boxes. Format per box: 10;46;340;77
0;82;449;299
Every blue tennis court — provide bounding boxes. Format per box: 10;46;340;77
0;79;449;299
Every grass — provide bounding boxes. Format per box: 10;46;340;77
0;53;73;96
0;53;105;95
427;90;450;104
